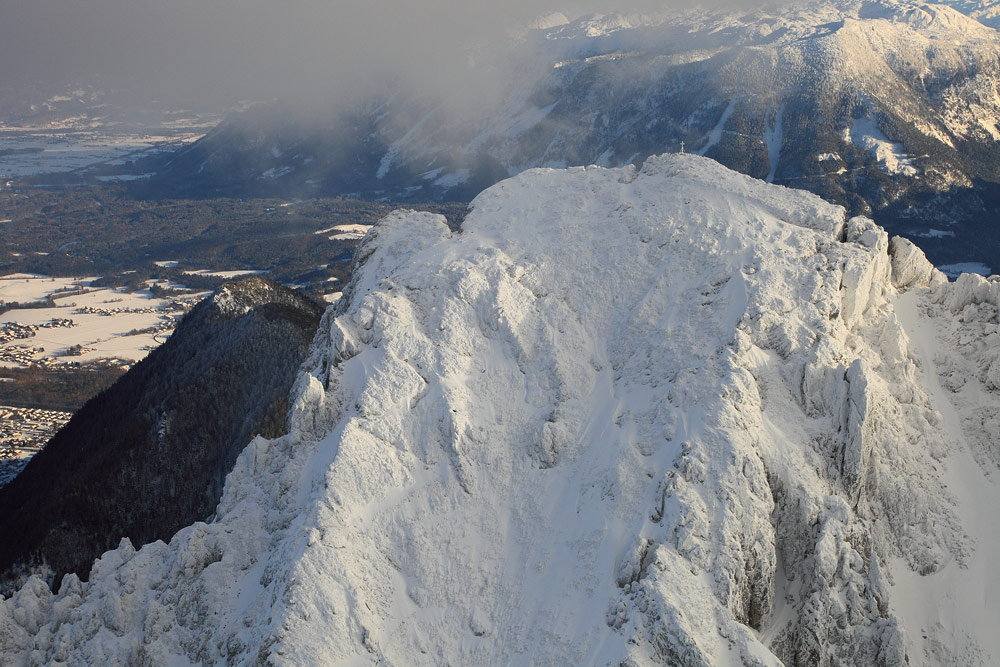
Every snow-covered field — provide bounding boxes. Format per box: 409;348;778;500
182;269;266;279
939;262;993;278
1;155;997;666
315;223;373;241
0;132;203;179
0;275;206;367
845;114;919;177
0;274;97;303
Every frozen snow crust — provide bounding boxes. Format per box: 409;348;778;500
2;154;997;665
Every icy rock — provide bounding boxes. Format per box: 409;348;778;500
888;236;947;290
842;359;874;500
839;218;890;329
616;537;651;587
939;271;1000;312
1;154;994;667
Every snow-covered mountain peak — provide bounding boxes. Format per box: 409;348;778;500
534;0;997;54
3;154;997;665
525;11;570;31
846;0;997;38
941;0;1000;26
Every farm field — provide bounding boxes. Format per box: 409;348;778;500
0;274;206;368
0;273;208;482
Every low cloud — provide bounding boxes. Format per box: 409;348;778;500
1;0;770;114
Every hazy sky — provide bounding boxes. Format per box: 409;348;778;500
0;0;751;111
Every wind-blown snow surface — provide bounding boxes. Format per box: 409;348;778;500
2;155;998;665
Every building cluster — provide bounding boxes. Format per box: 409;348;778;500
0;319;77;368
0;322;35;343
0;344;49;367
0;318;75;343
0;405;72;485
75;304;162;316
0;405;70;450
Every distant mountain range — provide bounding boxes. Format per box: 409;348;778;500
945;0;1000;26
141;0;1000;273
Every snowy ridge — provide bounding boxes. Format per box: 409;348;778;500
1;155;998;665
944;0;1000;27
381;0;1000;180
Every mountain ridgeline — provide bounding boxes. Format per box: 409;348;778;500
0;277;324;593
142;0;1000;272
3;155;997;665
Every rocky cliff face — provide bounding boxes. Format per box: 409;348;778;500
0;276;323;595
1;155;997;665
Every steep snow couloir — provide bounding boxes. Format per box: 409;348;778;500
1;154;997;665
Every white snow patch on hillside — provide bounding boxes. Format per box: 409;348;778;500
698;99;737;156
505;103;558;138
433;169;471;188
915;229;955;238
939;262;992;278
845;115;918;176
315;223;373;241
259;166;293;180
182;269;265;279
376;110;435;180
1;155;997;666
528;12;570;31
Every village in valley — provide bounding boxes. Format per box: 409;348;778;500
0;273;212;483
0;405;72;487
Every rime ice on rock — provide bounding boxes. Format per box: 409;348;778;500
1;154;997;666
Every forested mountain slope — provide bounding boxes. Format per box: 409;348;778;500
0;277;323;595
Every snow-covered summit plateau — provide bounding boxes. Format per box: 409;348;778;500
2;155;998;665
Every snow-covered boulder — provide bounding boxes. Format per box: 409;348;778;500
889;235;948;291
2;154;997;666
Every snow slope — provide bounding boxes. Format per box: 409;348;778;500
1;155;997;665
944;0;1000;27
891;279;1000;665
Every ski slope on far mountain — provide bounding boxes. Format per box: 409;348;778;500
1;155;998;665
